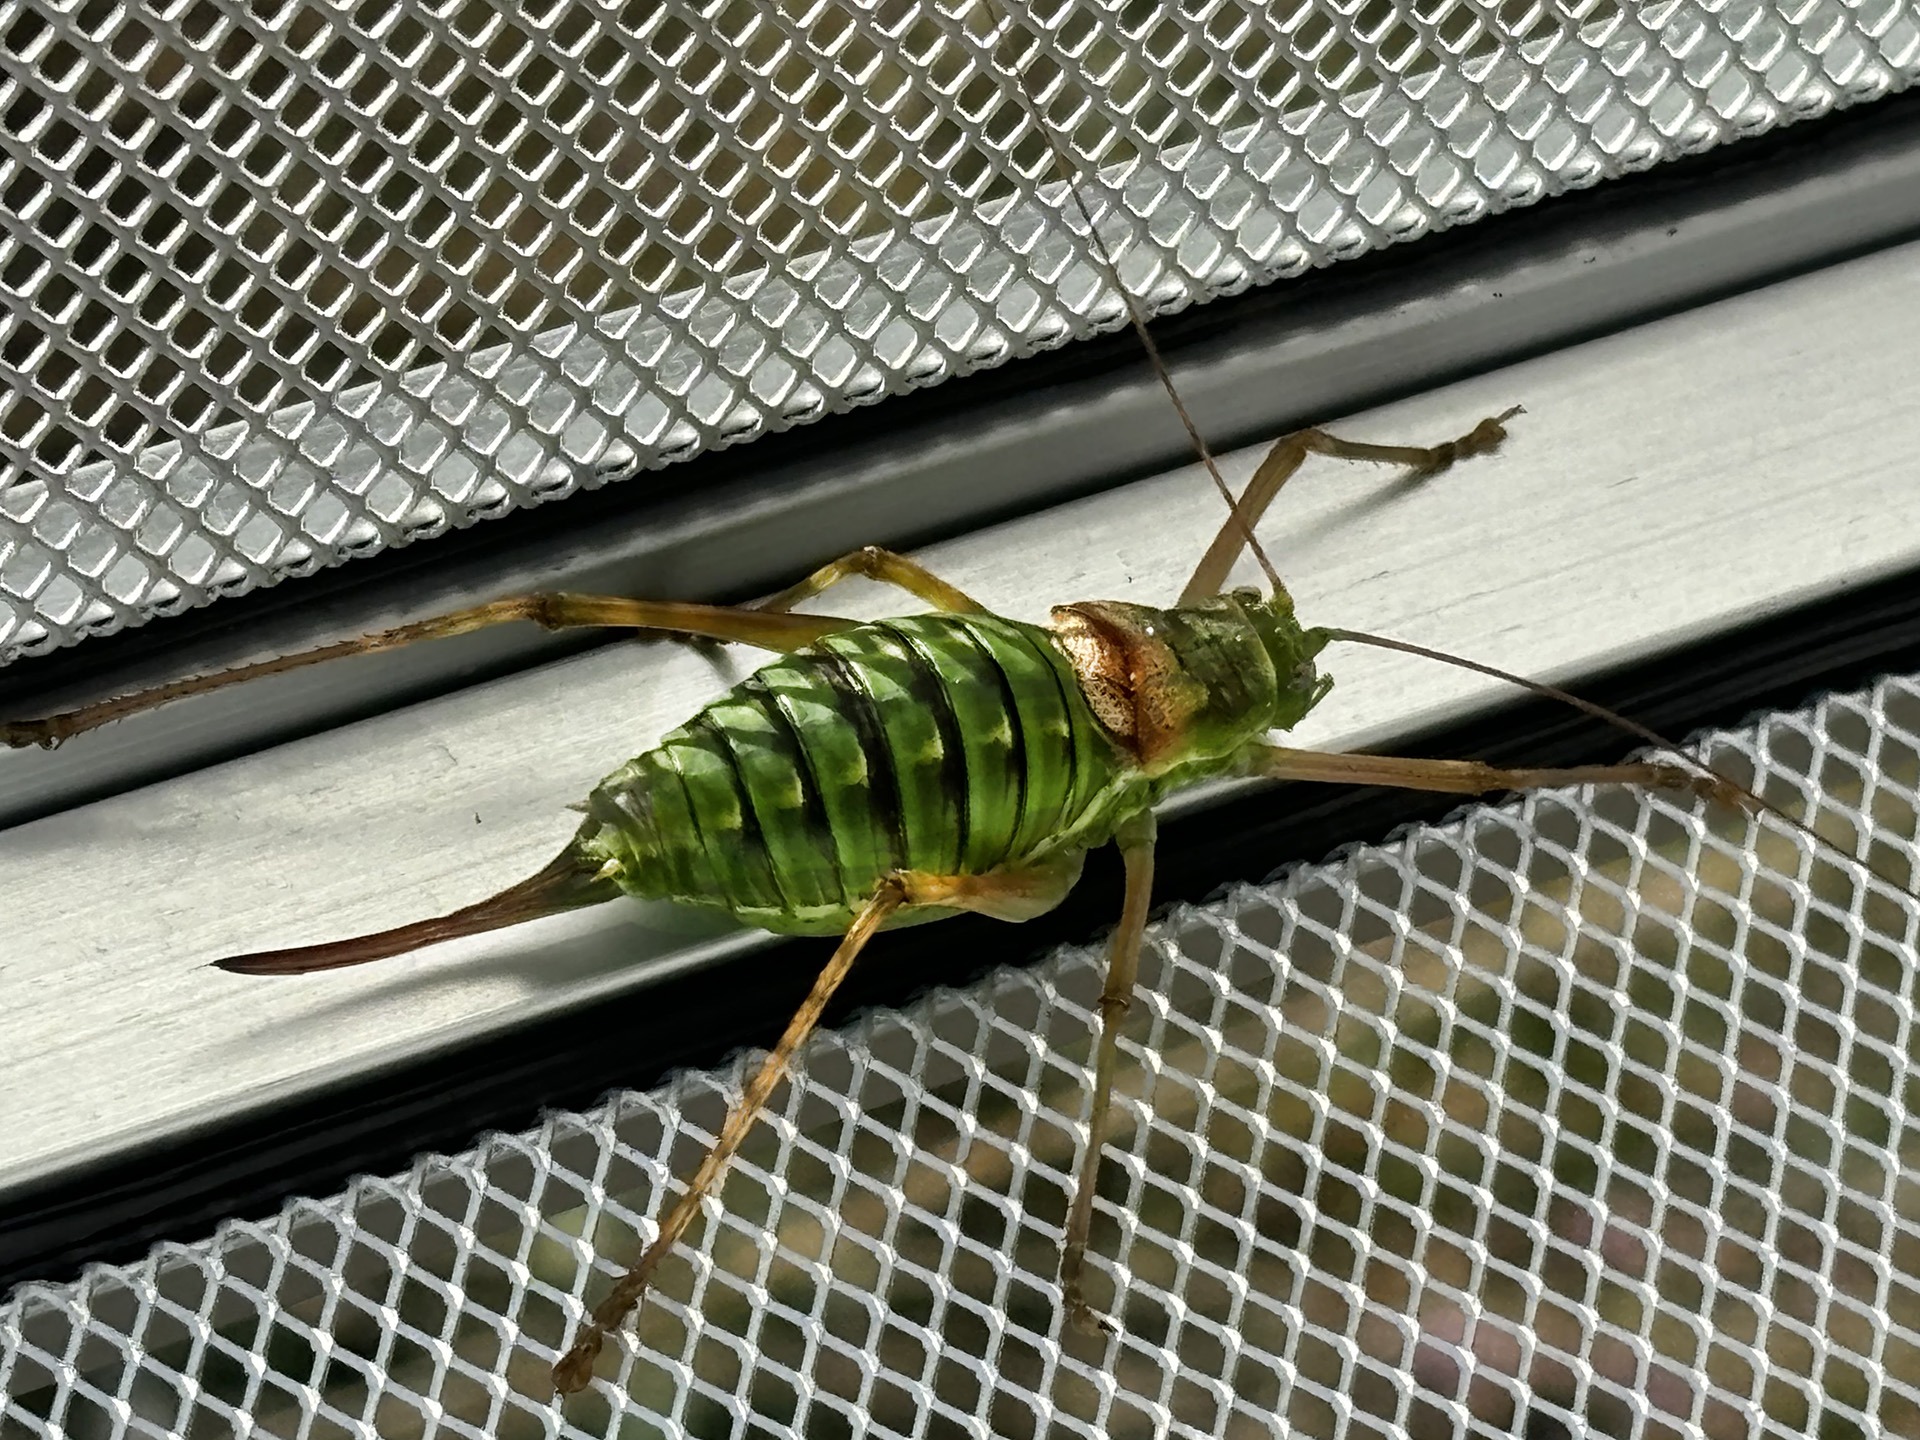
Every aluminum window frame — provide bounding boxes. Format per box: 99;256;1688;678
8;218;1920;1195
8;13;1920;1435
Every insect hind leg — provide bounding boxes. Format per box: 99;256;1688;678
1;596;857;750
1180;407;1524;605
551;853;1089;1396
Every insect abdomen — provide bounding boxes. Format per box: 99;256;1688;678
576;614;1123;934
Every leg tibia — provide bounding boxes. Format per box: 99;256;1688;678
1058;814;1157;1336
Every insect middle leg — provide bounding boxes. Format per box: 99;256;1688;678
551;849;1087;1396
754;545;986;614
1180;407;1525;605
0;596;859;749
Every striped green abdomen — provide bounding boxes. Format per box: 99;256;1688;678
575;614;1127;934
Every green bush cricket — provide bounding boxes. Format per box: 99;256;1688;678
0;420;1775;1399
0;0;1859;1404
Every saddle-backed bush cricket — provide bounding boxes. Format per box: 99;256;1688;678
0;0;1882;1406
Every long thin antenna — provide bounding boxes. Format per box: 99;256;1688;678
1324;625;1884;883
975;0;1285;595
977;5;1883;891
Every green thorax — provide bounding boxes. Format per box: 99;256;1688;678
1047;586;1333;794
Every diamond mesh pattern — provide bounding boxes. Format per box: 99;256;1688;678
5;673;1917;1438
6;0;1920;663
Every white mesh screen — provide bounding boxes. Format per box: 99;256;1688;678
4;671;1916;1438
6;0;1920;662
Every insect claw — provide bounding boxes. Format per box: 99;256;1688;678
1682;769;1759;814
551;1337;600;1396
1711;778;1760;813
1460;413;1516;457
1066;1299;1116;1338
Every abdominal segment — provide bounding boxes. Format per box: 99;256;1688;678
575;614;1123;935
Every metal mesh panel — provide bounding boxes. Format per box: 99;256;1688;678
6;0;1920;663
5;671;1916;1439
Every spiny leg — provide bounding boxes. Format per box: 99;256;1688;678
1246;746;1755;813
1;596;857;750
550;883;901;1396
551;853;1088;1396
1180;408;1524;605
755;544;986;615
1059;810;1156;1336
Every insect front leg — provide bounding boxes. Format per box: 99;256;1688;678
552;850;1087;1396
1;596;858;749
1058;810;1156;1336
1180;409;1525;604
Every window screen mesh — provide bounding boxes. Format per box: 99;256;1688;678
4;670;1915;1438
5;0;1920;663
